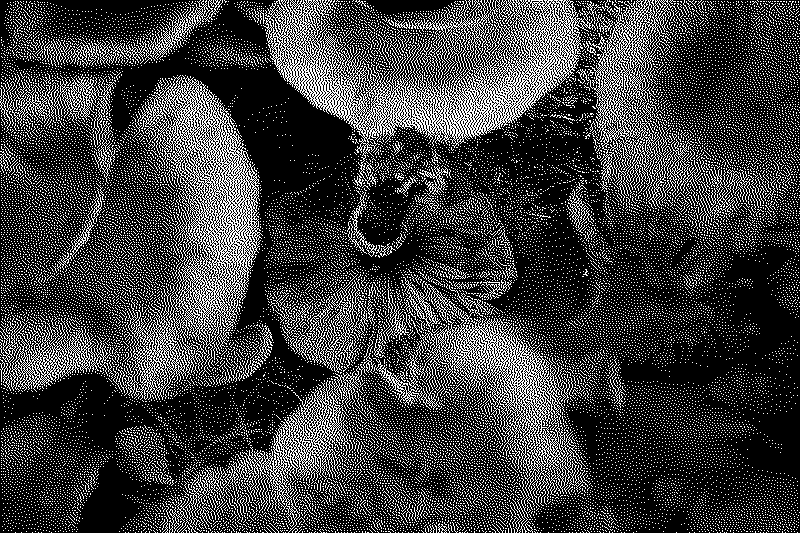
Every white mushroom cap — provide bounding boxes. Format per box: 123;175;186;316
4;0;225;68
250;0;579;140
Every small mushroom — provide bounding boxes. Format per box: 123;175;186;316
262;159;515;373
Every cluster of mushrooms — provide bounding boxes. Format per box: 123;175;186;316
2;0;799;532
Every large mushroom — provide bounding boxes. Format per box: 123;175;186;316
593;0;800;297
2;52;271;402
268;317;599;532
1;1;280;400
251;0;580;258
254;0;580;140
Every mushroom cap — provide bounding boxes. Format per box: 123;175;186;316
593;0;800;295
4;0;225;68
1;414;109;533
253;0;580;140
268;318;592;531
1;74;268;401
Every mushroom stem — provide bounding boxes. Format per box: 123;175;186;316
349;165;450;259
348;198;413;259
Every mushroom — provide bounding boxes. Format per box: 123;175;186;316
1;72;270;401
251;0;580;141
268;317;599;532
593;0;800;297
262;162;516;374
246;0;580;258
251;0;580;372
4;0;225;68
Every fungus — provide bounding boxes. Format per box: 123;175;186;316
267;318;595;532
262;161;516;373
593;0;800;296
255;0;581;372
4;1;225;68
250;0;580;141
2;73;268;401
